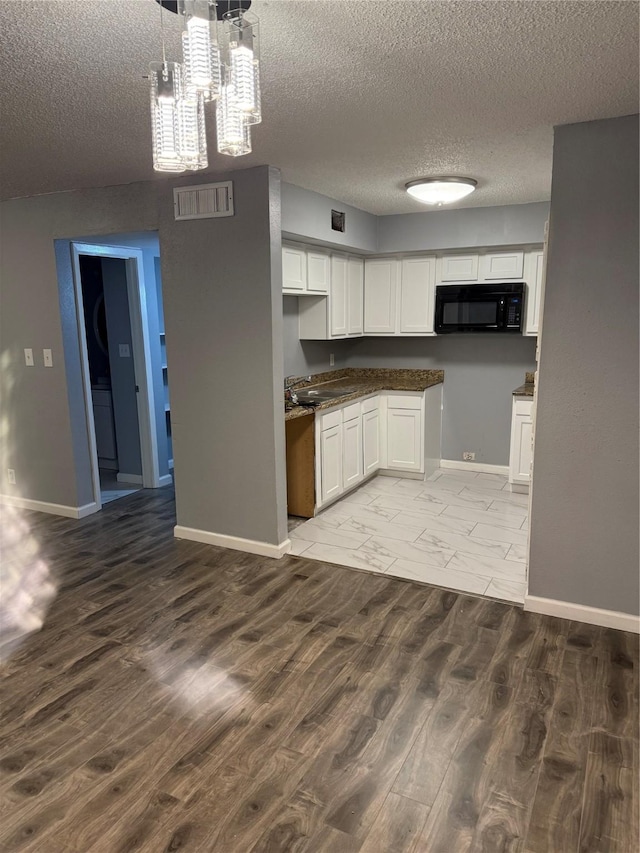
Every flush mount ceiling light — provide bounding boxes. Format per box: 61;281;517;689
150;1;261;171
405;177;477;206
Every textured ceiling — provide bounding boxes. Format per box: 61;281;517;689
0;0;637;212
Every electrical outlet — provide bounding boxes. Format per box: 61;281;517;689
329;353;335;367
119;343;131;358
43;348;53;367
24;348;34;366
463;451;475;461
7;469;16;485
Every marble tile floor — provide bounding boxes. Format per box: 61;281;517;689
289;468;529;603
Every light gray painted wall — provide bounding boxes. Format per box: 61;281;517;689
282;296;354;378
529;114;639;616
347;336;537;465
101;258;142;477
281;182;378;253
158;166;287;545
377;202;550;253
0;168;287;546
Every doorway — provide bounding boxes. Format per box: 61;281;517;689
71;241;171;512
78;255;143;505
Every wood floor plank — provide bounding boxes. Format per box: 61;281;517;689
0;488;637;853
525;650;597;852
358;791;430;853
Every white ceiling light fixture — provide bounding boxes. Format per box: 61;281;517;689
405;177;478;206
150;1;262;172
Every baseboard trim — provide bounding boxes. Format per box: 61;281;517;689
158;474;173;487
378;469;425;480
525;594;640;634
441;460;509;476
174;525;291;559
117;473;143;484
0;494;99;519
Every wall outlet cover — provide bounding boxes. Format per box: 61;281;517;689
7;469;16;484
24;348;34;366
119;343;131;358
463;451;476;461
329;353;335;366
43;348;53;367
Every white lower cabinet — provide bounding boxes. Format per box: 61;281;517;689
362;398;380;476
342;412;363;489
319;424;343;504
509;397;534;488
315;389;441;510
385;395;424;472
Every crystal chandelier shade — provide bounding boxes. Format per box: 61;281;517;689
149;1;262;171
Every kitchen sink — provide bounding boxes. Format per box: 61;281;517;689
295;389;348;402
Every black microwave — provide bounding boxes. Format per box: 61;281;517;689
435;283;525;333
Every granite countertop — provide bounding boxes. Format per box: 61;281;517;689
512;371;536;397
284;368;445;421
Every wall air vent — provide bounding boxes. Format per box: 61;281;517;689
173;181;234;221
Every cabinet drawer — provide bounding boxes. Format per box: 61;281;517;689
386;394;422;411
361;395;379;414
318;408;342;430
342;401;361;422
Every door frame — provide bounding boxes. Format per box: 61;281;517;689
71;242;161;510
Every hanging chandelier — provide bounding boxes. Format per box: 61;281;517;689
150;1;261;172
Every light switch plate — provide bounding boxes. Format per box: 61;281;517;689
24;348;34;366
119;343;131;358
43;348;53;367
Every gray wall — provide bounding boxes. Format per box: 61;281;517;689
282;296;354;378
0;167;287;547
529;114;639;615
102;258;142;477
159;166;287;545
347;336;536;465
377;202;549;253
281;182;378;253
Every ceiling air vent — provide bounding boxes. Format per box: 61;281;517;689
173;181;234;221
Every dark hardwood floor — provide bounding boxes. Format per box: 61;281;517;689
0;487;638;852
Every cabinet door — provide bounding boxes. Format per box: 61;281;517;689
343;415;363;489
330;256;348;338
282;246;307;292
363;408;380;476
386;409;423;471
399;257;436;334
320;425;343;503
525;250;545;336
364;259;398;333
440;254;479;282
347;257;364;335
307;251;330;294
509;400;534;483
481;251;524;280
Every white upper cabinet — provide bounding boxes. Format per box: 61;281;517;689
306;250;330;294
480;250;524;280
439;254;479;282
524;249;545;336
330;255;348;337
399;257;436;334
364;259;399;334
347;258;364;336
282;245;307;292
